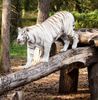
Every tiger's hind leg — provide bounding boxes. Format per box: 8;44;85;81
60;36;70;52
72;33;79;49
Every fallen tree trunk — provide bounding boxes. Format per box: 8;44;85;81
0;47;97;95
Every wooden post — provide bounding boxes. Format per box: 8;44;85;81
88;63;98;100
55;41;79;94
59;66;79;94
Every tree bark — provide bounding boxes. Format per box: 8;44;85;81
88;63;98;100
37;0;52;23
0;47;96;95
1;0;11;72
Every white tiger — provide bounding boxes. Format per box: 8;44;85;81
17;11;79;68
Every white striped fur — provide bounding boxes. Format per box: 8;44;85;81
17;11;79;68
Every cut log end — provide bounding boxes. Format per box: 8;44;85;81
78;29;98;47
89;36;98;47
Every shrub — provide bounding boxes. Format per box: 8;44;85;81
73;10;98;29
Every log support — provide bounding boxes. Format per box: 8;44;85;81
88;63;98;100
59;67;79;94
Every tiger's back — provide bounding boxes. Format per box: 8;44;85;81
42;11;75;40
27;11;75;44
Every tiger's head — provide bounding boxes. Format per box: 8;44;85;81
17;27;29;45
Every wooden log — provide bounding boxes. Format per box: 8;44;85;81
59;66;79;94
0;47;96;95
88;63;98;100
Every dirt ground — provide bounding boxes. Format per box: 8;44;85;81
0;58;90;100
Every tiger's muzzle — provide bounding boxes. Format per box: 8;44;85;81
17;39;21;44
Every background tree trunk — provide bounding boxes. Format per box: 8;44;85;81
37;0;52;23
1;0;11;72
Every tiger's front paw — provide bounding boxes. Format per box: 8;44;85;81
21;62;33;68
60;48;67;52
17;65;31;69
72;45;77;49
22;65;31;68
40;57;49;62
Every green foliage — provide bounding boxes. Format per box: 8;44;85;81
19;0;98;13
50;0;96;13
10;42;27;58
90;0;98;10
21;11;37;26
22;18;36;26
10;0;22;42
73;10;98;29
21;0;37;11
